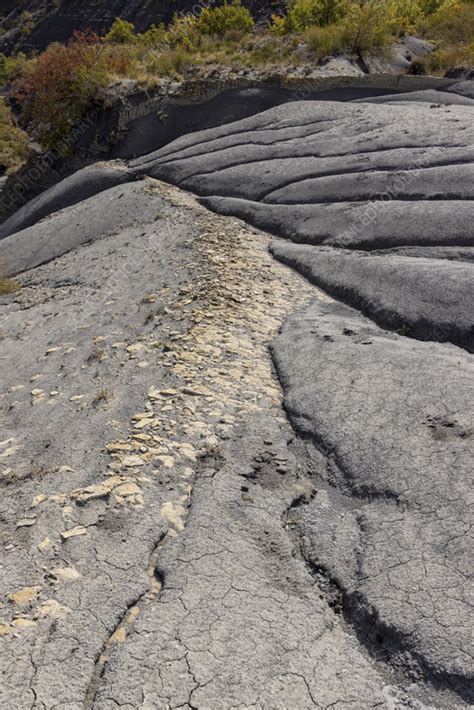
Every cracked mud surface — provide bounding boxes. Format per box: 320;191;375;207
1;93;473;708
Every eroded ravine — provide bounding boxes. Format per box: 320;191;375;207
87;182;464;709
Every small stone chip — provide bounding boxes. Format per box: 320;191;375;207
16;518;36;529
106;441;133;452
156;455;174;468
51;567;81;582
0;444;20;459
179;443;197;462
35;599;69;619
132;412;152;421
11;618;36;630
127;343;145;355
72;482;111;503
133;418;155;430
109;627;127;644
37;537;51;553
113;482;144;506
8;586;41;606
182;385;209;396
160;501;185;532
133;434;152;442
61;526;87;540
121;455;145;468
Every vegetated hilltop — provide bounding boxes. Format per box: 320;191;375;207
1;0;472;63
0;0;279;53
1;0;471;162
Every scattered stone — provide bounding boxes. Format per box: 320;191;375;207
160;501;185;532
120;455;145;468
35;599;70;619
106;441;133;452
16;518;36;528
156;455;174;468
8;586;41;606
61;526;88;540
127;343;145;355
12;618;37;631
51;567;81;582
37;538;51;553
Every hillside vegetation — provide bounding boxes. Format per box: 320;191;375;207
0;0;472;151
0;98;30;174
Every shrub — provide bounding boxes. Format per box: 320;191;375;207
283;0;349;32
0;97;30;173
138;23;167;48
421;1;474;43
0;52;27;84
249;36;293;63
0;276;21;294
165;14;201;50
105;17;137;44
12;31;130;148
418;1;474;71
419;0;459;14
340;1;393;56
269;14;287;34
386;0;424;32
304;22;346;58
197;1;254;36
144;47;191;76
19;10;34;36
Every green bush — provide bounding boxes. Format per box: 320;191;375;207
272;0;464;38
165;14;201;50
144;47;191;76
197;1;254;36
421;0;474;43
0;52;27;84
269;14;287;34
419;0;460;14
280;0;349;32
340;1;393;55
0;97;29;173
418;1;474;71
385;0;424;32
304;22;346;58
138;23;167;47
105;17;137;44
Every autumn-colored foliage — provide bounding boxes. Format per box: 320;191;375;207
12;30;131;149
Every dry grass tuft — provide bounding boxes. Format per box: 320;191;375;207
0;277;21;294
